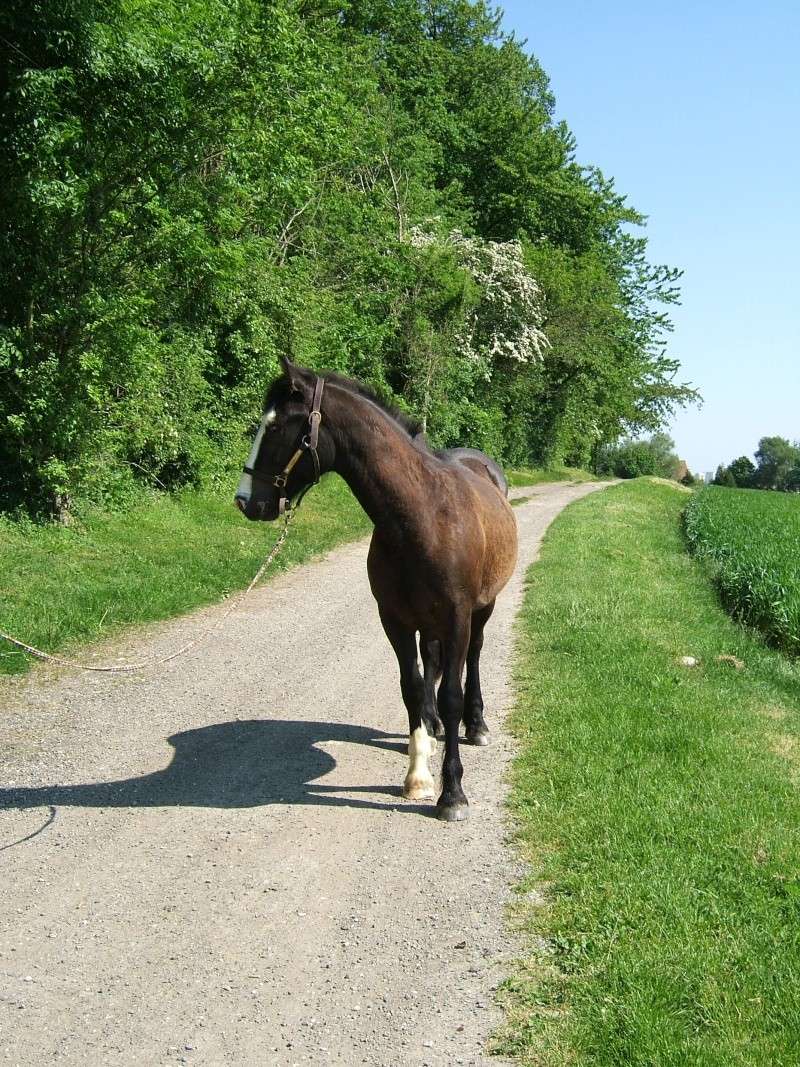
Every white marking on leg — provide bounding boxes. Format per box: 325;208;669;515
403;724;436;800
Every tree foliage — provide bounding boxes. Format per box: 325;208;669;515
0;0;697;515
713;440;799;492
753;437;800;491
727;455;756;489
595;433;679;480
713;465;737;488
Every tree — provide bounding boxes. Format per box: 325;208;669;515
648;432;679;477
594;433;678;479
753;437;800;491
727;455;756;488
0;0;698;515
713;465;737;488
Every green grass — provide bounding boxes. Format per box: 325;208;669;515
0;475;371;675
507;466;595;488
497;478;800;1067
684;486;800;655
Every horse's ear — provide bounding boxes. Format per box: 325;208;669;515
279;355;308;397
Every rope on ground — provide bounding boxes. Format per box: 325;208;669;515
0;806;57;852
0;510;294;674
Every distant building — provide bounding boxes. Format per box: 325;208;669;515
674;460;689;482
704;471;715;484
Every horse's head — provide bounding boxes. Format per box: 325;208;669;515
235;358;330;521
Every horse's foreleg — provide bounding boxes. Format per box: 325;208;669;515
420;638;443;740
464;601;495;746
436;612;471;822
379;611;436;802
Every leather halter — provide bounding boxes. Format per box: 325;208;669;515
244;376;325;515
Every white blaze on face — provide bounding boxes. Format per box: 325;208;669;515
236;407;276;502
403;724;436;801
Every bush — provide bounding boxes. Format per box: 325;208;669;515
595;433;678;480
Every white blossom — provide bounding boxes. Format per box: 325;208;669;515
406;226;549;365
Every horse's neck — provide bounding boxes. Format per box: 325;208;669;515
327;386;433;538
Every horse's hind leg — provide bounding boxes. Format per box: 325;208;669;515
379;609;436;802
420;638;444;739
464;601;495;746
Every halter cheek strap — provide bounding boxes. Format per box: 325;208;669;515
244;376;325;515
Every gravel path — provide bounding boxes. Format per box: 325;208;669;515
0;481;607;1066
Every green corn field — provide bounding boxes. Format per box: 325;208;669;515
684;486;800;654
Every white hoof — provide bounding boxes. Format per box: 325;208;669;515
404;726;435;800
403;773;436;801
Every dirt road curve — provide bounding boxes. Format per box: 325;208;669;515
1;481;606;1067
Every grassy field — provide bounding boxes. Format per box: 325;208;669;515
497;478;800;1066
0;475;370;675
685;486;800;655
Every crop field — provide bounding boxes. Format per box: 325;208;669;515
684;486;800;655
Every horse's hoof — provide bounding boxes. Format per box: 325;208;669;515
403;775;436;801
466;729;491;747
436;802;469;822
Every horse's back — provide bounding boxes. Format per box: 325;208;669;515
434;446;508;497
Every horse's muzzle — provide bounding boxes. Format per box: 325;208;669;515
234;495;279;522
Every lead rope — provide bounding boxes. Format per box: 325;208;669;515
0;507;295;674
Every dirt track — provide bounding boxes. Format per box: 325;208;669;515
0;481;606;1066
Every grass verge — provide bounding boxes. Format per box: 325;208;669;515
496;478;800;1066
507;467;595;488
0;475;370;675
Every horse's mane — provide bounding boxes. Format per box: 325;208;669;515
321;371;425;441
267;365;426;442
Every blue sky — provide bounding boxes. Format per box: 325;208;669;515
497;0;799;475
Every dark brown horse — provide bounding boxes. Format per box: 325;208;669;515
235;359;518;821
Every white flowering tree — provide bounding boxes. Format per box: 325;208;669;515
403;226;548;444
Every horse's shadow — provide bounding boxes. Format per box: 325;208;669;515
0;718;433;816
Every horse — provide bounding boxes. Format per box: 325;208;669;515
234;358;518;821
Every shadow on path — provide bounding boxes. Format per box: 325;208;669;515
0;719;435;818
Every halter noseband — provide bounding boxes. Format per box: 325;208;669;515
244;376;325;515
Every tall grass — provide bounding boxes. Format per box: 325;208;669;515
684;486;800;654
